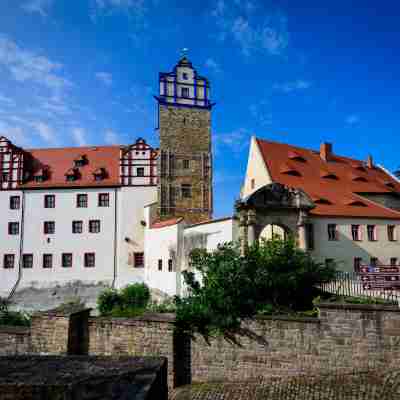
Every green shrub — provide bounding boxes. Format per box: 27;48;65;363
120;283;150;309
97;289;122;315
176;238;336;339
0;297;30;327
97;284;151;316
147;299;177;313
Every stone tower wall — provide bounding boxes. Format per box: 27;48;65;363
158;105;213;224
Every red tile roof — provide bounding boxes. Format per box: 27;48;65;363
150;217;183;229
19;145;121;189
256;138;400;219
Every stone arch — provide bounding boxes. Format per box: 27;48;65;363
259;223;288;242
235;183;315;254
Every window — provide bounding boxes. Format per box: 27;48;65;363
168;259;173;272
370;257;378;267
183;160;190;169
137;167;145;177
158;259;162;271
84;253;96;268
388;225;396;241
44;195;55;209
77;194;88;208
34;175;45;183
9;196;20;210
182;72;188;80
251;179;255;189
2;172;9;182
4;254;15;269
354;257;362;272
351;225;361;241
98;193;110;207
181;184;192;199
43;254;53;269
367;225;377;241
181;87;189;98
22;254;33;269
89;220;101;233
66;175;76;182
44;221;55;234
62;253;72;268
305;224;314;250
328;224;338;241
8;222;19;235
72;220;83;234
134;252;144;268
390;257;398;267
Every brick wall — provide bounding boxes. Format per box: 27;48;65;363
2;303;400;389
0;326;30;355
88;313;180;387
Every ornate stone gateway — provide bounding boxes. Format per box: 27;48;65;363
235;183;315;254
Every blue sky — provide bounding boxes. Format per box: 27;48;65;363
1;1;400;217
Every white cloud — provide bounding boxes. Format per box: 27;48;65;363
273;80;312;93
205;58;221;73
21;0;53;17
214;128;252;155
96;72;113;86
32;121;57;145
249;102;272;126
0;93;15;106
104;129;120;144
72;127;87;146
346;114;360;126
0;121;31;147
0;36;72;93
211;0;289;56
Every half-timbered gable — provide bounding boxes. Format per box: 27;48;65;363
120;138;158;186
0;136;24;190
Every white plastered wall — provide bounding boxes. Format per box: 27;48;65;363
241;136;272;198
0;190;22;297
115;186;157;288
310;216;400;272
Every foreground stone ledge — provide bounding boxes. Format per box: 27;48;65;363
0;355;168;400
318;302;400;312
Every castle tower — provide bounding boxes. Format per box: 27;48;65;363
155;54;213;224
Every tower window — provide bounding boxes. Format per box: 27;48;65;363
182;72;188;80
137;167;145;177
181;184;192;198
183;160;190;169
181;87;189;98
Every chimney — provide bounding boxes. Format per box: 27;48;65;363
320;142;333;162
367;155;374;169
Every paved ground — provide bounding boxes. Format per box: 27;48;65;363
170;370;400;400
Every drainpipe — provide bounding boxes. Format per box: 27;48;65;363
112;188;118;288
9;191;25;300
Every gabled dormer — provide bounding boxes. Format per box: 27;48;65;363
93;167;107;181
74;154;88;168
65;167;80;182
33;166;49;183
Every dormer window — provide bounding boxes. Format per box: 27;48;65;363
288;151;306;162
93;168;107;181
280;163;301;177
33;168;48;183
351;174;368;182
320;170;338;180
65;168;79;182
74;155;88;168
181;87;189;98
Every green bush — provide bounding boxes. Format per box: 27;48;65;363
97;289;122;315
176;238;336;339
120;283;150;309
97;284;150;316
147;299;177;313
0;297;30;327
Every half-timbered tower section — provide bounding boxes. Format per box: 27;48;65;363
156;56;213;224
120;138;158;187
0;136;25;190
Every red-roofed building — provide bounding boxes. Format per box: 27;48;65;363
241;136;400;271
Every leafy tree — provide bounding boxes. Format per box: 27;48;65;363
175;238;336;340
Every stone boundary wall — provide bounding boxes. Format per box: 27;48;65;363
1;304;400;388
0;326;30;355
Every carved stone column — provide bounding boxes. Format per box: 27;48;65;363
239;212;248;256
247;209;257;247
297;210;308;251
